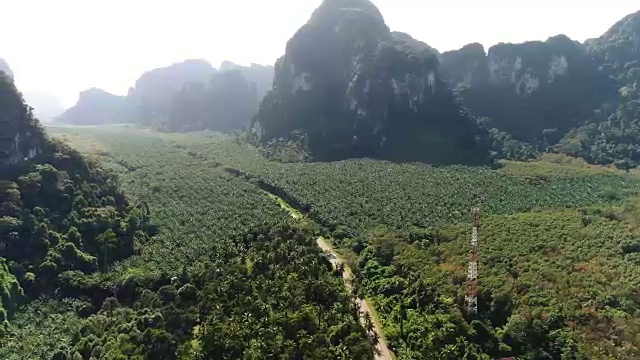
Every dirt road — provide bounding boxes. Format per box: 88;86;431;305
262;185;395;359
317;238;395;360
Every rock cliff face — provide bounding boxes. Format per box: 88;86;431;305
0;72;45;167
440;35;613;143
254;0;490;164
58;88;127;125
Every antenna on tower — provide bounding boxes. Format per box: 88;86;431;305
466;207;480;315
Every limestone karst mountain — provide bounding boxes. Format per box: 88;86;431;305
253;0;491;164
439;35;613;144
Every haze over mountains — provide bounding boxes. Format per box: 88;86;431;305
59;60;274;131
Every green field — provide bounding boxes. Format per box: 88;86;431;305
45;125;640;359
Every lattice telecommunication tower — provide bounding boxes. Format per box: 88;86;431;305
465;208;480;315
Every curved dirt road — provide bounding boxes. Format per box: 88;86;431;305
317;238;395;360
264;189;395;359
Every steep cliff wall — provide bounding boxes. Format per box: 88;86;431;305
0;72;45;167
254;0;490;164
441;36;614;143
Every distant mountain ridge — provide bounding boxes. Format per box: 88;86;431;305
58;88;127;125
59;60;275;131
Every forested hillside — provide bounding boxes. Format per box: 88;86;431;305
436;9;640;167
0;72;46;167
0;63;152;347
556;10;640;168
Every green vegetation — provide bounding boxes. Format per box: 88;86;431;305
3;125;373;359
3;224;373;360
353;202;640;359
7;2;640;359
45;125;640;359
0;258;23;332
159;133;640;236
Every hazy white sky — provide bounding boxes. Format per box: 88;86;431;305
1;0;638;108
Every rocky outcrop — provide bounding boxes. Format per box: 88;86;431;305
127;59;216;125
253;0;490;164
58;88;127;125
553;10;640;168
0;73;45;167
440;35;613;143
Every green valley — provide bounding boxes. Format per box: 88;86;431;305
39;124;640;359
4;0;640;359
